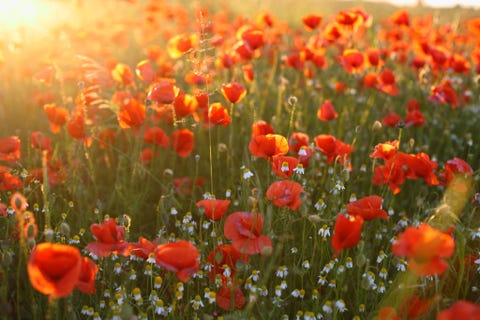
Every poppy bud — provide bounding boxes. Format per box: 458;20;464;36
307;214;321;224
247;196;258;209
371;120;382;132
288;96;298;106
163;168;174;177
27;237;36;250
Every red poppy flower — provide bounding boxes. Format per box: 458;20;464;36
376;68;399;96
242;64;254;82
270;155;299;179
302;13;322;31
27;242;82;298
400;152;439;186
147;80;178;104
370;140;399;161
390;10;410;26
67;110;87;141
372;159;406;195
338;49;364;74
115;93;146;129
130;237;157;260
224;211;272;255
363;72;378;88
382;112;402;127
248;134;288;159
437;300;480;320
216;284;245;311
167;33;197;59
144;127;169;148
377;307;401;320
207;244;249;280
317;100;338;121
30;131;52;152
288;132;309;155
0;166;23;191
174;92;199;118
238;26;264;50
87;218;129;257
154;240;199;282
0;136;21;163
251;120;275;137
391;223;454;276
76;257;98;294
43;104;69;133
196;199;231;221
428;81;458;109
346;195;388;221
331;214;364;257
314;134;353;166
208;102;231;126
170;129;194;158
440;157;473;186
221;82;246;103
266;180;303;210
135;59;155;84
111;63;135;86
399;294;431;318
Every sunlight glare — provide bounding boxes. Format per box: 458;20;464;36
0;0;50;30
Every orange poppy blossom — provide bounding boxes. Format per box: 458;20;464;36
43;104;69;133
391;223;455;276
317;100;338;121
224;211;272;255
207;244;249;280
0;136;21;163
154;240;199;282
113;91;146;129
111;63;135;87
375;68;399;96
221;82;246;104
377;306;401;320
167;33;198;59
76;257;99;294
27;242;82;298
86;218;130;257
196;199;231;221
331;214;364;257
207;102;231;127
288;132;309;155
143;126;169;148
216;283;245;311
173;91;199;119
248;134;288;159
398;294;432;318
170;129;194;158
437;300;480;320
0;165;23;191
346;195;388;221
266;180;304;210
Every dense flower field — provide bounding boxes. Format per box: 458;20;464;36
0;0;479;319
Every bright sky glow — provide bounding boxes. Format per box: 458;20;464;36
373;0;480;8
0;0;67;30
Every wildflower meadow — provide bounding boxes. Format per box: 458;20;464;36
0;0;479;319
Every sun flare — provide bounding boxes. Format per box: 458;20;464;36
0;0;60;30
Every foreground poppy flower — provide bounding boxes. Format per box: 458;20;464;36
154;240;199;282
208;102;231;126
147;80;177;104
28;242;82;298
399;294;431;318
115;93;146;129
437;300;480;320
266;180;303;210
76;257;98;294
377;306;401;320
331;214;364;257
221;82;246;103
224;212;272;255
346;195;388;220
270;155;299;178
196;199;231;221
216;284;245;311
248;134;288;159
338;49;364;74
391;223;454;276
440;157;473;186
207;244;249;280
170;129;194;158
87;218;129;257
